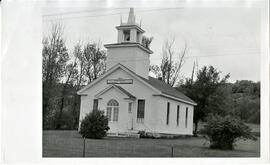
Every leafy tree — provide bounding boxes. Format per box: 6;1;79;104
70;42;86;128
201;114;257;150
142;35;153;49
179;65;230;134
79;110;110;139
55;57;78;129
42;23;69;129
230;80;260;124
150;38;187;86
205;84;233;116
83;42;106;83
68;41;107;129
42;37;108;130
73;42;87;86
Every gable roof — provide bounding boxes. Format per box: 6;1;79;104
77;63;196;105
139;76;196;105
77;63;160;95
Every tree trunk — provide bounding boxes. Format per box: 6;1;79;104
42;96;49;129
56;88;66;129
194;121;198;135
72;93;80;129
55;60;76;129
43;81;53;129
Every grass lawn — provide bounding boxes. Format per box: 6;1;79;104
196;122;260;135
43;130;260;157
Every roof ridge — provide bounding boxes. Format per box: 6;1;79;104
139;75;196;105
149;76;184;93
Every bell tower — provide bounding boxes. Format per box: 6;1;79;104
104;8;153;79
117;8;143;44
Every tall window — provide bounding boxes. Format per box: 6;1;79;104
107;99;119;122
137;100;145;123
185;107;188;128
93;99;98;110
166;102;170;125
106;107;112;121
113;107;119;121
176;105;180;126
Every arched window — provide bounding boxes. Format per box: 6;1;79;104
106;99;119;121
107;99;119;106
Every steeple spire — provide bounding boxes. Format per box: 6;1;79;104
105;7;153;79
127;8;135;24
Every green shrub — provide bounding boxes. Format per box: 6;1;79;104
79;110;110;139
138;130;152;138
201;114;257;150
138;131;159;139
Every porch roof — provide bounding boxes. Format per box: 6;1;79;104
114;85;136;100
95;84;136;100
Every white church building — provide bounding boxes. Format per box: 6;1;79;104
77;8;196;136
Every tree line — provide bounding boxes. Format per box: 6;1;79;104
42;23;106;129
178;66;260;134
43;23;260;131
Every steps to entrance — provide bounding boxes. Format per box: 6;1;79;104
107;131;140;138
107;131;193;139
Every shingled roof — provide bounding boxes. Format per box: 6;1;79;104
139;76;196;105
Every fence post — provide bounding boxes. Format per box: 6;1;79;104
83;137;86;157
171;146;174;157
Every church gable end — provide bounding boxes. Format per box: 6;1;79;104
77;63;160;96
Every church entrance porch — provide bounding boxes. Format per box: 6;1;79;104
94;85;138;134
104;100;140;138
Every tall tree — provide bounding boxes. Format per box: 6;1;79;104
55;57;78;129
179;65;230;134
150;38;187;86
71;42;86;128
83;42;106;83
67;41;107;128
42;23;69;129
230;80;260;124
73;42;87;87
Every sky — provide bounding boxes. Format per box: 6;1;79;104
42;0;263;83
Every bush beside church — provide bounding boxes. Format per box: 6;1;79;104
79;110;110;139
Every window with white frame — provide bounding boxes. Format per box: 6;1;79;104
176;105;180;126
137;99;145;123
106;107;112;121
106;99;119;122
166;102;170;125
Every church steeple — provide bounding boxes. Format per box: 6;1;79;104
104;8;153;79
116;8;144;44
127;8;135;25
